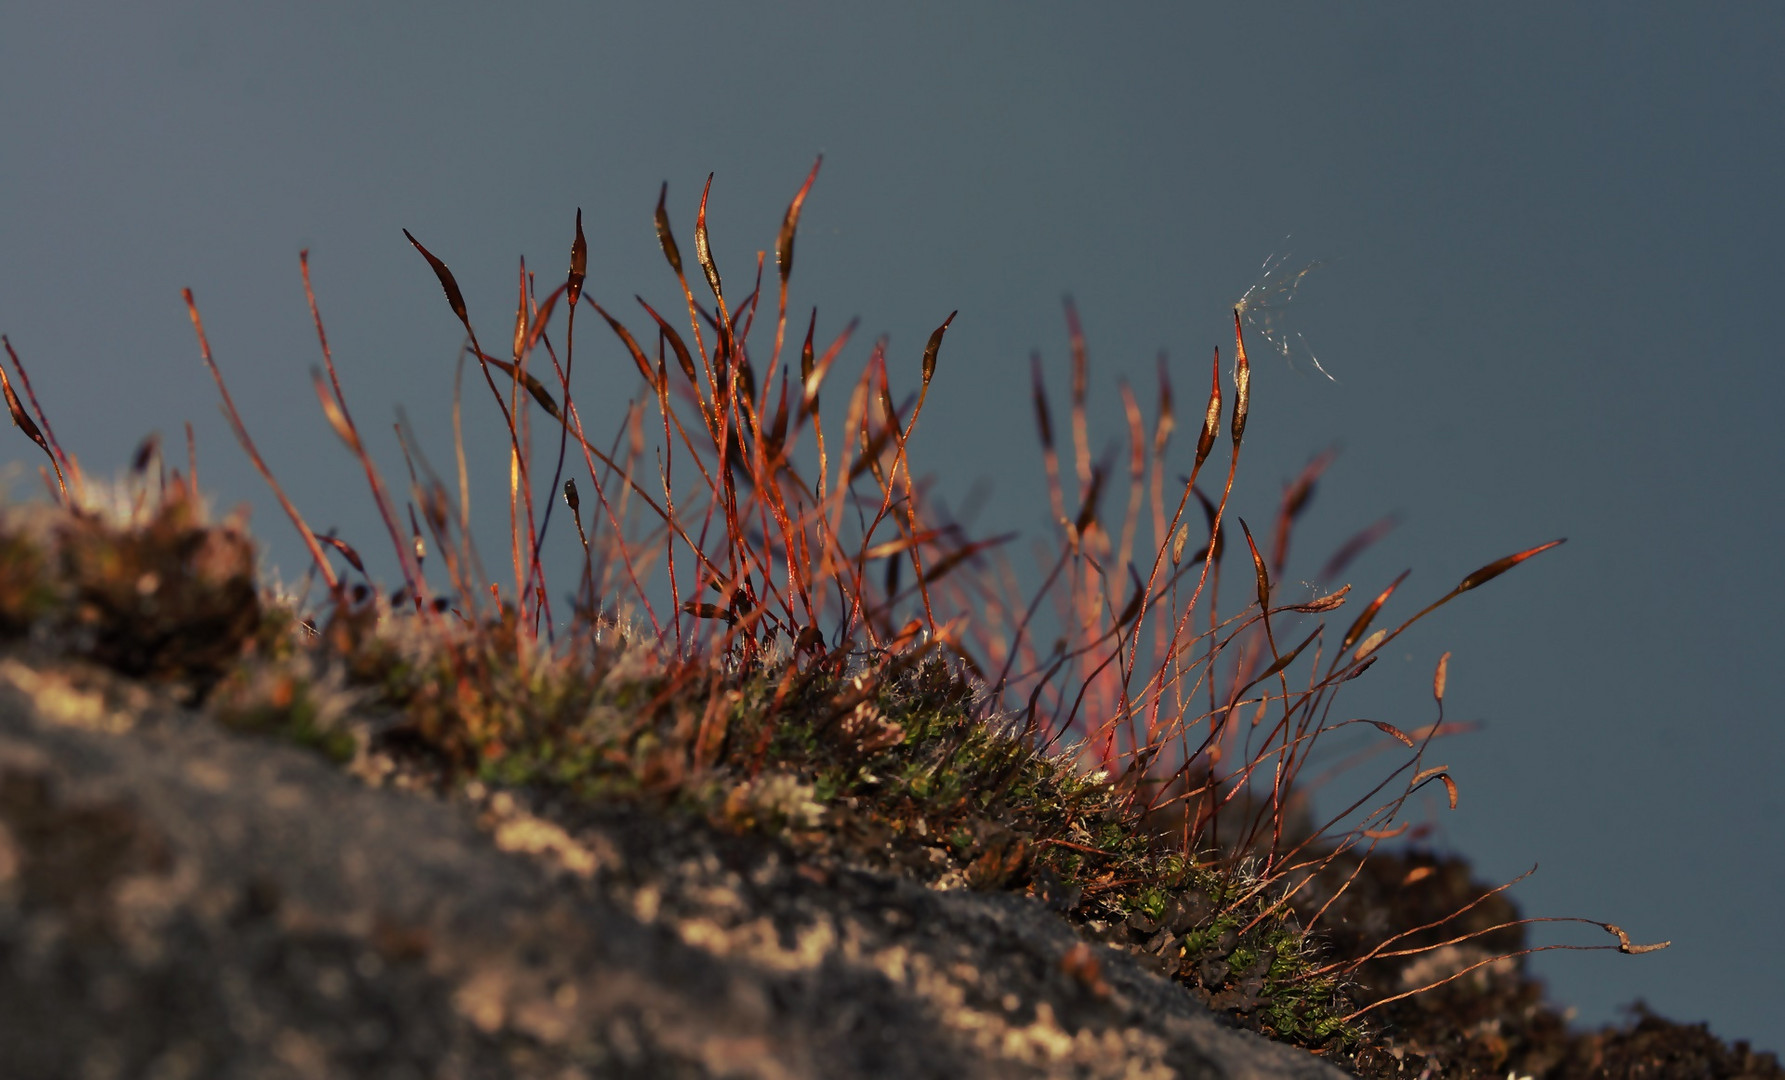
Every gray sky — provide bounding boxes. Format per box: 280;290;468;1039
3;2;1780;1045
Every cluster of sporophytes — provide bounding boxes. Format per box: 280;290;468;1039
0;162;1669;1059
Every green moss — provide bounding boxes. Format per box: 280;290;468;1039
210;662;356;764
0;531;55;633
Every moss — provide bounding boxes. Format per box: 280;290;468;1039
19;435;1698;1067
0;531;54;634
0;175;1705;1076
52;489;258;695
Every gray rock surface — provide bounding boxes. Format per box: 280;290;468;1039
0;654;1353;1080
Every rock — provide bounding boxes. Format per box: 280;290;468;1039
0;655;1351;1080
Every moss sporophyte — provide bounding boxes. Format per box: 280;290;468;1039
0;163;1673;1074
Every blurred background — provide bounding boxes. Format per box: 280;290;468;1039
2;2;1779;1045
